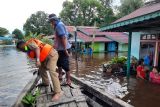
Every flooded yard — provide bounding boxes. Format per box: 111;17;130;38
70;53;160;107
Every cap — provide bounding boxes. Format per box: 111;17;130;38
48;14;59;22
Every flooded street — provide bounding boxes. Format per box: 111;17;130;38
0;46;35;107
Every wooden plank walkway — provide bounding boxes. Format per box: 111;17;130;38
36;83;88;107
71;74;134;107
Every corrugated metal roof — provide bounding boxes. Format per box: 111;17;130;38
76;26;128;43
114;2;160;23
100;3;160;31
66;26;111;42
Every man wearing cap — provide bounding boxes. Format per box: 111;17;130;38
48;14;72;85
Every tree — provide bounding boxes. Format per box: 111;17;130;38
60;0;116;27
23;11;53;36
117;0;144;18
99;0;113;7
0;27;9;36
12;29;24;40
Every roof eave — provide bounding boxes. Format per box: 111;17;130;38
100;11;160;32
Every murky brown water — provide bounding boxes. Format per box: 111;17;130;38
70;52;160;107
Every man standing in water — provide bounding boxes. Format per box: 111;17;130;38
48;14;72;85
16;39;62;101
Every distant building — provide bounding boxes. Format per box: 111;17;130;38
66;26;128;53
0;35;13;45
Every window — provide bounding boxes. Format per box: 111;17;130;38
141;34;156;40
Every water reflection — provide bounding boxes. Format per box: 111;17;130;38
0;46;35;106
70;52;160;107
70;52;128;98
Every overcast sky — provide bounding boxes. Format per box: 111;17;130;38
0;0;73;32
0;0;120;33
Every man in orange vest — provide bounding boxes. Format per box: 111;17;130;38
16;38;62;101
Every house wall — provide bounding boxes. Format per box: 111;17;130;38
107;42;117;52
131;32;141;59
118;43;128;52
93;42;105;52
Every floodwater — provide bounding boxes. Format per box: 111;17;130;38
0;46;160;107
0;46;35;107
70;53;160;107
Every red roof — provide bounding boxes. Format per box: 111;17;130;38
66;26;111;42
77;31;111;42
77;26;128;43
66;26;75;33
66;26;127;43
113;2;160;23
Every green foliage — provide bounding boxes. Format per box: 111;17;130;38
111;56;127;64
60;0;116;26
99;0;113;7
12;29;24;40
117;0;144;18
0;27;9;36
23;11;53;36
24;32;53;45
41;38;53;46
22;89;40;106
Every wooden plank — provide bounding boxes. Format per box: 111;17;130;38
36;94;48;107
71;88;88;107
58;104;69;107
68;102;77;107
62;86;72;97
61;86;77;107
85;96;103;107
71;74;133;107
47;95;86;106
70;83;80;89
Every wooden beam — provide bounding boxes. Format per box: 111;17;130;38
154;41;159;66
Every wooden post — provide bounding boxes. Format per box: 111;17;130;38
92;21;96;52
127;32;132;78
74;27;79;77
154;41;159;66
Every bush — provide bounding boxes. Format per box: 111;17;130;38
22;89;40;107
111;56;127;64
103;56;127;76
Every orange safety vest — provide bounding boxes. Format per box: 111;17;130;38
25;38;52;62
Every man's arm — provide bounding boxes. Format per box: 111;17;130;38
28;41;41;67
35;47;40;61
56;23;69;56
60;36;69;56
